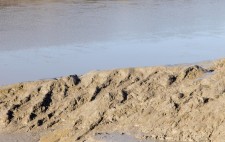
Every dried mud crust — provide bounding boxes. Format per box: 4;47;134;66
1;59;225;142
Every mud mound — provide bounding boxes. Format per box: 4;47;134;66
1;59;225;142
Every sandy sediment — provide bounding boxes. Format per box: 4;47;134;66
1;59;225;142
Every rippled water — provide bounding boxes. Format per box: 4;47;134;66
1;0;225;85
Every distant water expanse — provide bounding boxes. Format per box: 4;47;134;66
1;0;225;85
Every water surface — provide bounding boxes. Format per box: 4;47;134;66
1;0;225;85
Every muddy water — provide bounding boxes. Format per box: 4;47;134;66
1;0;225;85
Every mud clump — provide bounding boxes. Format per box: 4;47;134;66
1;59;225;142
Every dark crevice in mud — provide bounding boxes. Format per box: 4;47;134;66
41;90;53;112
37;87;42;92
71;75;81;85
101;79;112;89
47;119;60;128
183;66;196;79
178;93;184;99
202;97;209;104
6;110;14;123
174;103;179;110
37;119;44;126
6;104;21;124
208;69;214;73
48;112;55;119
90;87;101;101
168;75;177;85
29;113;37;121
28;90;53;122
121;90;128;103
63;85;69;97
11;104;21;110
90;117;104;131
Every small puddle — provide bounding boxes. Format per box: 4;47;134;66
94;133;157;142
0;133;39;142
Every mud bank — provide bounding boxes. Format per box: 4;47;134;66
1;59;225;142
